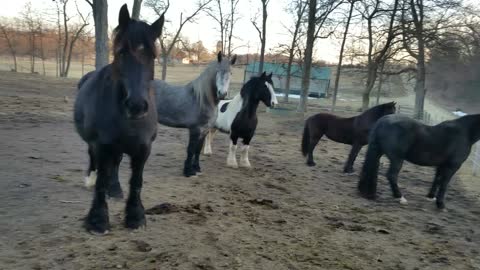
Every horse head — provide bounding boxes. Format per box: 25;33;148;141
112;4;164;119
215;51;237;99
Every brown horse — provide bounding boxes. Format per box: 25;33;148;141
301;102;396;173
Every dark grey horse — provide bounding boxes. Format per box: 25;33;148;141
74;4;164;234
358;114;480;209
153;52;236;177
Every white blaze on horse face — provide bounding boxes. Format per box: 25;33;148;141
266;82;278;107
216;72;231;98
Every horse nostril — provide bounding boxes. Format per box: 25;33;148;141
142;100;149;112
124;98;148;118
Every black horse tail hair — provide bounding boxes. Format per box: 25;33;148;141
301;122;310;157
358;137;382;200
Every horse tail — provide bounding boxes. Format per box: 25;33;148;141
301;120;310;157
358;131;382;200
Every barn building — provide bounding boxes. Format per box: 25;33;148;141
244;62;332;98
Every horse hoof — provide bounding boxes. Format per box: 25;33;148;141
307;162;316;167
84;172;97;189
125;206;146;230
108;189;124;200
426;197;436;202
343;168;354;174
227;159;238;168
399;196;408;205
85;208;110;235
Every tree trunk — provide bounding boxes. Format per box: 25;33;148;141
30;34;35;73
0;26;18;72
284;49;294;103
161;51;168;80
362;66;377;109
413;49;426;119
258;0;268;74
93;0;109;69
61;1;69;77
132;0;143;20
332;0;354;111
376;62;385;105
298;0;317;113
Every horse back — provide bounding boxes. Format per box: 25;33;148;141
308;113;356;145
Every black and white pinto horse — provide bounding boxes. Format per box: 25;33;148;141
74;5;164;234
153;52;236;177
203;72;278;168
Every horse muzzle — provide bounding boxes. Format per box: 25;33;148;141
217;91;228;100
125;98;149;120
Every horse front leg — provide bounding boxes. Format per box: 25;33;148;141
85;144;116;234
227;135;239;168
193;131;207;175
108;154;124;199
184;128;199;177
239;136;253;168
343;142;363;173
386;159;407;204
435;164;460;210
203;128;217;155
84;145;97;189
125;144;151;229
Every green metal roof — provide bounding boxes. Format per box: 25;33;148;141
245;61;331;80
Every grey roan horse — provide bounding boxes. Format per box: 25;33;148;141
153;52;236;177
358;114;480;209
74;5;164;234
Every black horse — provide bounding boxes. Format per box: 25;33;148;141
301;102;396;172
74;5;164;234
358;114;480;209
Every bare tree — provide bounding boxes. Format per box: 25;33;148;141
132;0;143;20
84;0;108;69
298;0;342;112
298;0;317;112
0;20;18;72
332;0;357;110
21;2;39;73
145;0;212;80
251;0;269;73
281;0;308;102
207;0;227;53
55;0;90;77
360;0;400;110
401;0;461;119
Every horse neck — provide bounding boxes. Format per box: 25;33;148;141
192;63;217;107
463;114;480;144
240;93;260;118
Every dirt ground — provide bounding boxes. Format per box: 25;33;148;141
0;71;479;270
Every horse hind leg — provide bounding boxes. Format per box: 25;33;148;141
203;128;217;155
306;133;322;167
426;167;442;201
84;146;97;189
184;128;199;177
386;158;407;204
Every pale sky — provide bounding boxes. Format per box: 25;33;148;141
0;0;341;63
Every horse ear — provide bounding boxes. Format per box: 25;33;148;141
118;4;130;29
260;71;266;78
217;51;222;63
231;54;237;65
267;72;273;79
150;14;165;39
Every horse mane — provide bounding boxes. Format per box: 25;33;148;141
364;102;395;116
112;19;157;59
191;61;218;108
